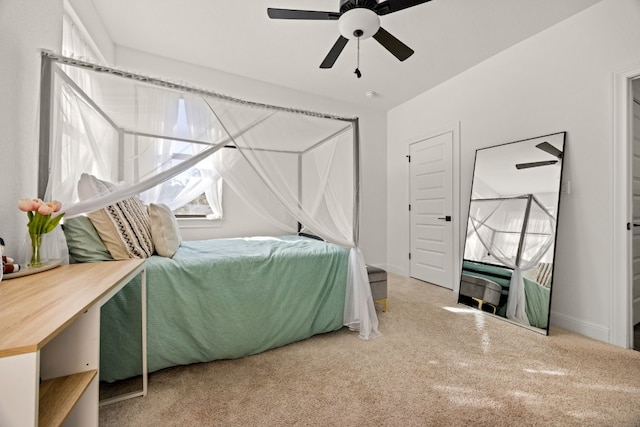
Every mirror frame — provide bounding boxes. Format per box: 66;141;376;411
458;131;566;335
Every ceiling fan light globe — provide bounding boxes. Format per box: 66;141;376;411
338;8;380;40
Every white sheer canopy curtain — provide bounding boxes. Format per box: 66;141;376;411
468;196;555;325
38;63;117;264
40;53;379;340
203;97;380;339
46;63;228;217
134;89;223;218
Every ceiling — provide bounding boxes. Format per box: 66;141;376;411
89;0;601;111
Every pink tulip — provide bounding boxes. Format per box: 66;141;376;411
51;200;62;213
17;198;33;212
38;203;56;215
17;198;43;212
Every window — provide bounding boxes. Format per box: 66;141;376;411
140;97;223;219
61;7;222;219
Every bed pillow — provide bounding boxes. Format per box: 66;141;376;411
78;173;154;260
77;172;118;199
62;216;114;263
149;203;181;258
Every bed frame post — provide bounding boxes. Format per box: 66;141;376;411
298;152;303;231
353;118;360;247
118;130;125;182
515;194;533;267
38;54;53;199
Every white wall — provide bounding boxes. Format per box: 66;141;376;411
66;0;115;63
387;0;640;343
0;0;63;258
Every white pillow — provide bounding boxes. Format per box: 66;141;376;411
77;172;118;199
149;203;181;258
78;173;154;260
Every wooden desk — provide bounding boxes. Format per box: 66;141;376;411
0;260;146;427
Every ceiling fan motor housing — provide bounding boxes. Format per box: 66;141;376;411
338;6;380;39
339;0;378;13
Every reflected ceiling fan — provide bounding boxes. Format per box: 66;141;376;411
267;0;433;77
515;142;564;170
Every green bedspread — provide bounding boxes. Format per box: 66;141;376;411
100;235;348;382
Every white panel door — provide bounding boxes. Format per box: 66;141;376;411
632;96;640;326
409;132;453;289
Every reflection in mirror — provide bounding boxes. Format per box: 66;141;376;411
458;132;565;334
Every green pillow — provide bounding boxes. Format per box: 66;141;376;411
63;216;114;263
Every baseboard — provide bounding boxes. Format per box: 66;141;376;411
550;311;610;344
385;263;407;277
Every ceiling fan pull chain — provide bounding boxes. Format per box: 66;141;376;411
354;36;362;78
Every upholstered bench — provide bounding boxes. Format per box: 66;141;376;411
367;265;388;312
459;273;501;314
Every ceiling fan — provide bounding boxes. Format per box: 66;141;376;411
515;142;564;170
267;0;433;76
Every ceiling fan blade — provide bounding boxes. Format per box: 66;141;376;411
320;36;349;69
267;8;340;20
375;0;433;16
536;141;563;159
372;27;414;61
515;160;559;170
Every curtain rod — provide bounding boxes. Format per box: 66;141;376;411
40;50;358;124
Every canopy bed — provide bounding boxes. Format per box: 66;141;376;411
37;52;380;383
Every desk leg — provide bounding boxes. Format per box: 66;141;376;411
0;352;39;426
141;269;147;396
100;269;147;405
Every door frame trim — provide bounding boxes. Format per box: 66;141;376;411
612;64;640;348
406;123;461;292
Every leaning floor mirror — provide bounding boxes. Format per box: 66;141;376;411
458;132;566;335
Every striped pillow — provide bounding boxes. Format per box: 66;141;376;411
78;173;154;260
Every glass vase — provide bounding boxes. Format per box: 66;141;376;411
29;233;42;268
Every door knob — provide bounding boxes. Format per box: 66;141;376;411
438;215;452;222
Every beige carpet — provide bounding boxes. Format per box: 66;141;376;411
99;274;640;426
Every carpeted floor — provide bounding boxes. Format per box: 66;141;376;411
99;274;640;426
